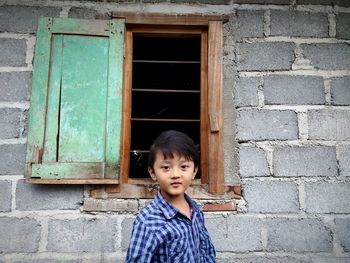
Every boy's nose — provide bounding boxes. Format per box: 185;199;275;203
170;169;181;178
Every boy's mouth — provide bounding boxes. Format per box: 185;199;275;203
171;182;182;186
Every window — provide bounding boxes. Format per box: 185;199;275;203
25;14;238;197
123;27;204;183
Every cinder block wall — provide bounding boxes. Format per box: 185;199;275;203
0;1;350;262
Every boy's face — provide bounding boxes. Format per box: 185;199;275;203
148;151;198;203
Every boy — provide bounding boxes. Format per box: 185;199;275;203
125;130;216;263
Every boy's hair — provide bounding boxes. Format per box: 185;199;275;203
148;130;199;170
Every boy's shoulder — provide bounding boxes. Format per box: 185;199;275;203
134;197;167;227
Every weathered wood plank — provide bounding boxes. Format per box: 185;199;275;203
119;30;133;184
59;35;108;162
52;18;110;36
105;19;125;179
43;35;63;162
32;162;105;179
200;30;209;184
208;21;224;193
27;18;126;183
105;184;239;199
26;18;52;166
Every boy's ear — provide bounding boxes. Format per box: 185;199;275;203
148;167;157;181
192;167;198;179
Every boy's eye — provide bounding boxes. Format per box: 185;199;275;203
181;164;190;170
160;166;170;171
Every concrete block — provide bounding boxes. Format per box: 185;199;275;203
11;260;81;263
0;217;41;252
106;0;139;2
239;146;269;177
236;10;264;38
331;76;350;106
296;0;350;7
338;146;350;177
121;217;135;250
237;42;295;71
236;109;298;141
273;146;337;177
335;218;350;252
68;8;109;19
83;254;126;263
0;72;32;102
68;8;99;19
301;43;350;70
310;257;350;263
0;6;61;33
243;180;299;213
308;109;350;141
47;217;119;252
0;144;26;175
22;109;29;138
170;0;231;3
217;256;308;263
0;38;26;67
223;18;237;46
16;180;83;210
143;0;167;2
223;47;236;69
336;13;350;39
270;11;328;37
234;77;259;107
234;0;290;3
83;198;138;212
264;75;325;105
0;181;11;212
206;215;262;252
305;181;350;213
0;108;24;139
266;218;332;252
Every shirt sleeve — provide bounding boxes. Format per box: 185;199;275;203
199;211;216;262
125;219;159;263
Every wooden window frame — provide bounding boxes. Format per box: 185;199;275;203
120;25;208;184
103;12;240;199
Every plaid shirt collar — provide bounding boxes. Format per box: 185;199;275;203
154;191;200;220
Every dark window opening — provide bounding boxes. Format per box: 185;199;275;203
129;35;201;179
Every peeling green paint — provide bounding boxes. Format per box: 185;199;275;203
26;18;125;180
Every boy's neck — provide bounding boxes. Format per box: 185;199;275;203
160;190;186;205
160;191;191;219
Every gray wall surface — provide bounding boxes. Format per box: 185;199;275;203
0;0;349;262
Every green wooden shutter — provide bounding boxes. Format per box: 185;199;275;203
25;18;124;183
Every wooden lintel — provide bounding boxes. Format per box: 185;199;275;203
112;12;229;26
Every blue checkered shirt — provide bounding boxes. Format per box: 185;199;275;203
125;192;216;263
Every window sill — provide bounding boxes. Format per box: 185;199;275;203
91;184;240;199
83;197;238;212
25;178;119;184
84;184;241;212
